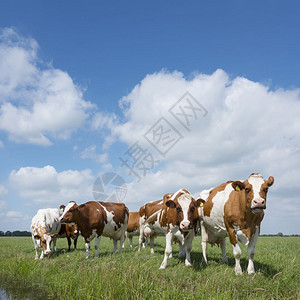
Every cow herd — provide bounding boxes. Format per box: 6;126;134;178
30;173;274;275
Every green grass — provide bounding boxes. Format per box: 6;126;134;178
0;236;299;299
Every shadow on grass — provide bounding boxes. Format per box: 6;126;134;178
191;253;280;277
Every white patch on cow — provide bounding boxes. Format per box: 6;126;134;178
97;203;127;248
178;193;192;227
87;229;98;242
59;201;76;220
170;189;185;200
233;225;249;245
198;188;212;201
202;183;234;238
97;209;100;212
248;174;265;207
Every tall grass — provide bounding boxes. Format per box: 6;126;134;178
0;236;299;299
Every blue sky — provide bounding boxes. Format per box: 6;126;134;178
0;1;299;234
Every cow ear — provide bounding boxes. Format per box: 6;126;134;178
163;193;172;204
195;198;206;208
267;176;274;187
60;205;65;212
166;200;176;208
232;181;245;191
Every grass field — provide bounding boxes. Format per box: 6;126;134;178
0;236;299;299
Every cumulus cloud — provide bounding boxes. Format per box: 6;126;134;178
6;211;22;218
9;165;94;206
91;112;119;149
0;184;8;197
112;69;300;234
0;28;94;145
80;145;108;163
0;200;7;209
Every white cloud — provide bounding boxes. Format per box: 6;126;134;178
91;112;119;149
80;145;108;163
6;211;22;218
0;28;93;145
113;69;300;234
0;200;7;209
9;165;94;206
0;184;8;197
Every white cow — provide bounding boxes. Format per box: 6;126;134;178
30;208;61;259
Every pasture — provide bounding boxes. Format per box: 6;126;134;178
0;236;299;299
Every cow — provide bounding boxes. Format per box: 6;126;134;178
123;211;142;248
138;199;163;253
139;189;203;269
30;208;61;259
58;205;79;251
59;201;129;258
200;173;274;275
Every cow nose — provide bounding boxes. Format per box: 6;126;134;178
253;199;265;208
45;250;51;255
181;222;191;230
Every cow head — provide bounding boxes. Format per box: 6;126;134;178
232;173;274;214
34;228;52;255
59;201;78;225
67;224;79;238
164;189;202;231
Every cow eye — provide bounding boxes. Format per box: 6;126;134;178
42;241;46;244
190;206;195;213
245;188;251;193
176;207;181;213
263;188;268;193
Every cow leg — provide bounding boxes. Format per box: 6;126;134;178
232;243;242;275
40;250;44;259
175;233;185;258
119;234;125;253
74;237;78;249
138;226;144;252
150;235;155;254
52;237;57;252
113;239;118;253
32;236;39;260
159;231;173;269
200;220;208;265
228;228;242;274
85;241;90;259
143;236;148;248
220;238;228;264
94;236;100;257
247;227;259;274
129;236;133;248
184;231;195;267
67;236;71;252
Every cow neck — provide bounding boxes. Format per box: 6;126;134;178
240;190;264;225
159;206;168;227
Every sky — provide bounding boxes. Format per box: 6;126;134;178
0;1;299;234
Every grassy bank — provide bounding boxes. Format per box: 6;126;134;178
0;236;299;299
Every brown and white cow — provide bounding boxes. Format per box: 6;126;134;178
58;205;79;251
139;189;202;269
200;173;274;274
59;201;128;258
30;208;61;259
138;199;163;253
124;211;141;248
